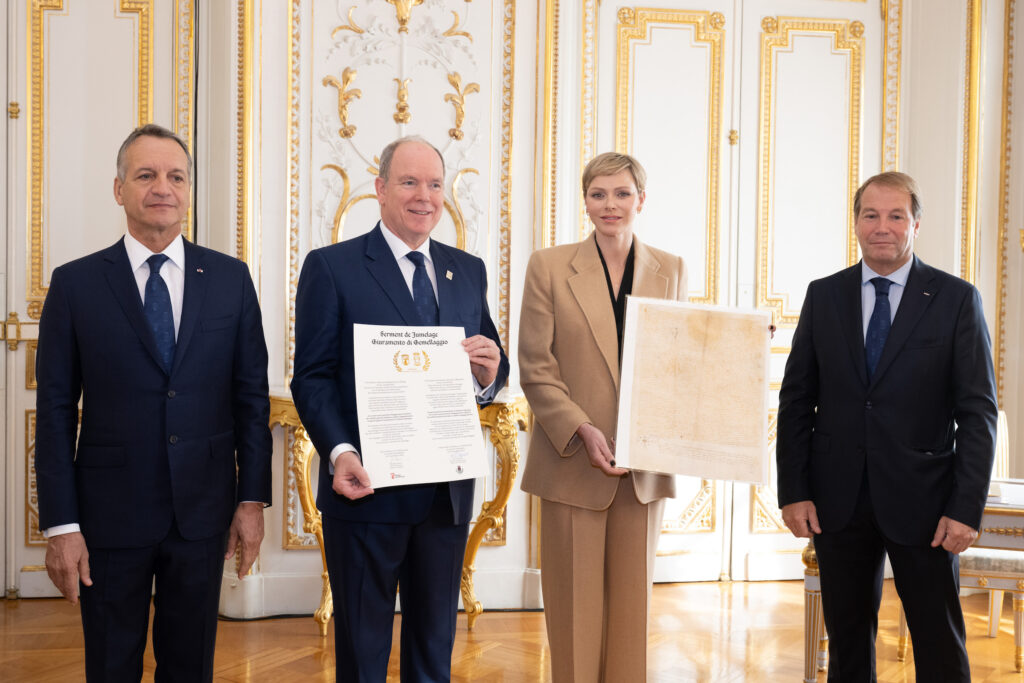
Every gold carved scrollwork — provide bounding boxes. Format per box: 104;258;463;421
710;12;725;30
323;67;361;139
618;7;635;25
461;397;530;630
26;410;44;546
270;397;333;637
322;164;376;244
850;21;865;38
386;0;423;33
393;78;412;124
662;480;716;533
8;102;19;119
331;6;365;37
978;576;990;587
983;527;1024;537
761;16;778;33
444;73;479;141
1017;579;1024;591
443;11;473;42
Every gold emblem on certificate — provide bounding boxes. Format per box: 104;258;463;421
393;349;432;372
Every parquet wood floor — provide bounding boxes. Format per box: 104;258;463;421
2;580;1021;681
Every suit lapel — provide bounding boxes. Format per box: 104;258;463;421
103;239;167;373
869;256;939;387
172;240;208;371
631;237;670;299
364;223;420;325
430;242;460;327
568;236;620;391
834;264;868;386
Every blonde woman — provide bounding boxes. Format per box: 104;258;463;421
519;152;686;682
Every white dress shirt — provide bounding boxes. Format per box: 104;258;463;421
861;258;913;339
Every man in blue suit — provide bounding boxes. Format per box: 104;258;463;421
777;171;998;681
291;136;509;682
35;124;273;682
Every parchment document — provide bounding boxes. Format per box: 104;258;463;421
353;324;486;489
614;298;771;484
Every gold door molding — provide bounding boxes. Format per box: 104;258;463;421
540;0;561;249
236;0;255;266
756;17;864;327
578;0;598;237
960;0;983;284
660;479;716;534
881;0;903;170
994;0;1018;405
752;410;786;533
615;8;725;306
27;0;193;317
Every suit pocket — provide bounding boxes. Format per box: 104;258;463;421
75;445;126;468
904;336;945;350
201;315;235;332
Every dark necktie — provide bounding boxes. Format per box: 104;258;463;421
144;254;176;372
406;251;439;326
864;277;892;379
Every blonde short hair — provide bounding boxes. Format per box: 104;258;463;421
581;152;647;195
854;171;922;220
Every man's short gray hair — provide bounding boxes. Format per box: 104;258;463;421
378;136;445;182
116;124;193;184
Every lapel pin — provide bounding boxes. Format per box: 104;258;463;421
923;292;930;296
446;270;453;280
196;268;204;273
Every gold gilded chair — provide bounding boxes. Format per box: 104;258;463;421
271;394;530;636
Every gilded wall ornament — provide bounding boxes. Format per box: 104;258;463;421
331;6;365;37
444;72;479;140
386;0;423;33
323;67;361;138
393;78;412;123
443;11;473;42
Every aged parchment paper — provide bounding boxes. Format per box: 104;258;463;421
615;297;770;483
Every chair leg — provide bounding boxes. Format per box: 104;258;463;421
818;626;829;673
988;589;1005;638
805;571;826;683
1014;593;1024;673
897;601;909;662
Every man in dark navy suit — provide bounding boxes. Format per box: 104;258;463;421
777;171;998;681
35;124;273;682
291;136;509;682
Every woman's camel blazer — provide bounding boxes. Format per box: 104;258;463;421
519;234;687;510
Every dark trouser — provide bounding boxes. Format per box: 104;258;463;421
814;478;969;682
79;520;226;683
323;483;470;683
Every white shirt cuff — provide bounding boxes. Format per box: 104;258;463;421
44;523;80;539
329;443;359;474
475;376;498;403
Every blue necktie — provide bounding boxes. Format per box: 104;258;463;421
406;251;439;326
144;254;176;372
864;277;892;379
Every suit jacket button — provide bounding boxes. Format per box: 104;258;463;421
167;390;176;398
169;435;178;444
865;401;873;409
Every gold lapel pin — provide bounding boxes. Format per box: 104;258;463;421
446;270;453;280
